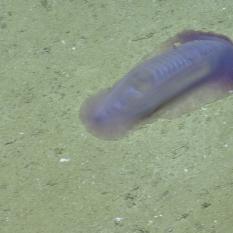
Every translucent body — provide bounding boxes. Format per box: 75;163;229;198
80;31;233;139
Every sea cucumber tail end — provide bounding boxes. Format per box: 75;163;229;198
164;30;233;49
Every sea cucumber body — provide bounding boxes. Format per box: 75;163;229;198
80;33;233;139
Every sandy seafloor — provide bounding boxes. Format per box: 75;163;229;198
0;0;233;233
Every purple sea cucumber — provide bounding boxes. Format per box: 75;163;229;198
80;30;233;139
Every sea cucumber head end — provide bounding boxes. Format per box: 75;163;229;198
79;90;133;140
